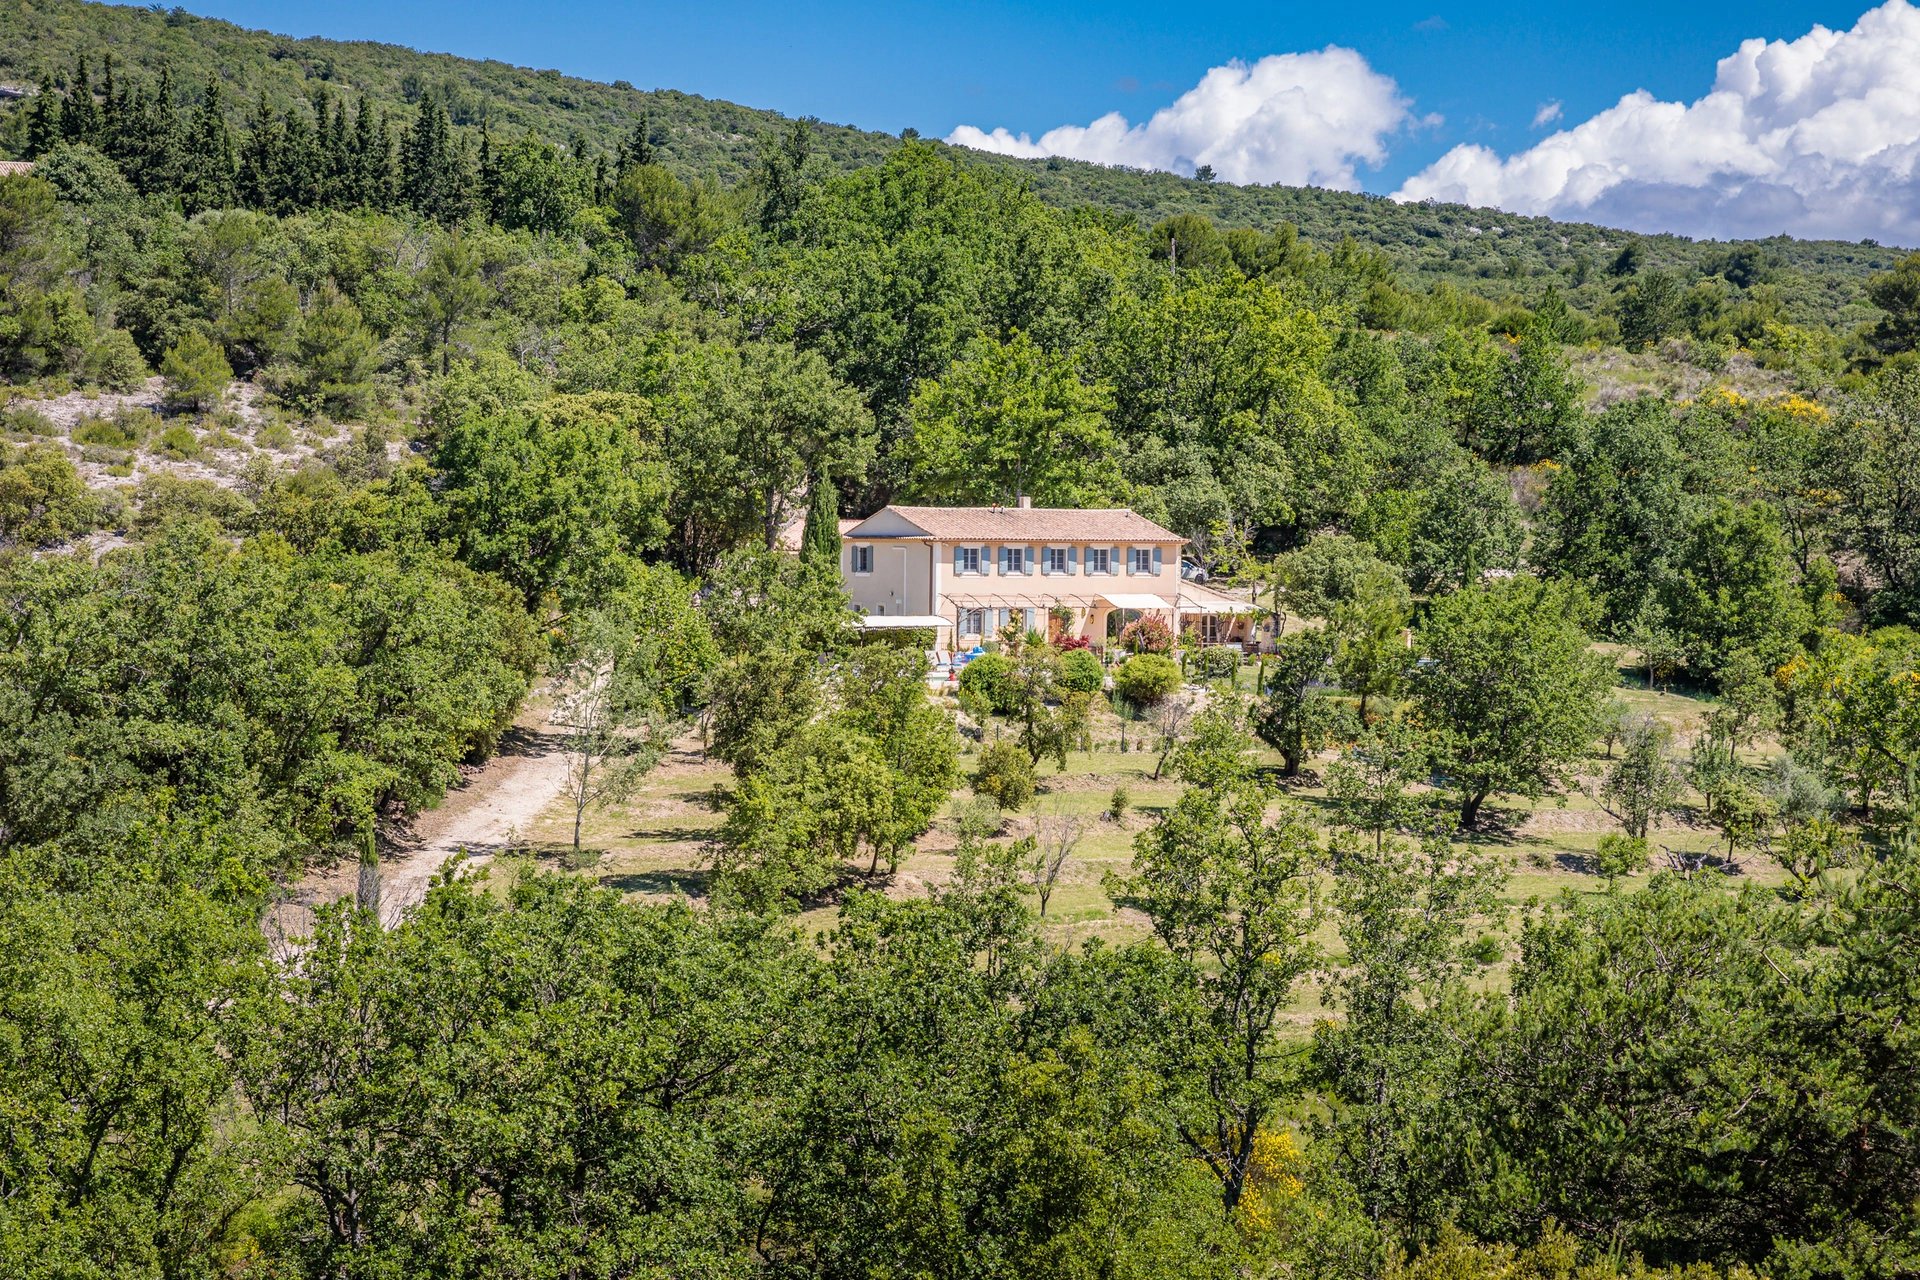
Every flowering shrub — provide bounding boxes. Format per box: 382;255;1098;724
1118;615;1173;655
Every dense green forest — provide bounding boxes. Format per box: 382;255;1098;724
7;4;1920;1278
0;0;1905;333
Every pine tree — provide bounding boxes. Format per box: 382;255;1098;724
180;77;237;213
62;56;100;145
24;76;61;159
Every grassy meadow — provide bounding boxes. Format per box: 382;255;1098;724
490;644;1792;1025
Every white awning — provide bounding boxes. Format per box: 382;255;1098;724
1176;590;1258;615
855;614;952;629
1097;593;1173;610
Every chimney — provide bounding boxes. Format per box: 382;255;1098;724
1017;495;1031;509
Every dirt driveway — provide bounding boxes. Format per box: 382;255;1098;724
267;715;571;945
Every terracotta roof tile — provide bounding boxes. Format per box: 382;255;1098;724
860;505;1184;543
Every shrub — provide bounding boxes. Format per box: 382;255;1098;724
1118;615;1174;654
3;407;58;438
72;416;139;448
1114;653;1182;705
0;442;99;545
970;739;1036;810
155;423;202;459
1194;645;1242;680
159;330;232;413
957;653;1018;715
1108;785;1130;822
131;473;255;532
953;795;1005;839
1465;934;1503;965
1057;634;1092;651
83;327;147;392
1057;648;1105;693
1595;833;1648;882
256;421;296;451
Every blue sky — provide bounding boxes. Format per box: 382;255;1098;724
188;1;1920;242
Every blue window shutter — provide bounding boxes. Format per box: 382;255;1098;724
953;545;964;573
1027;545;1038;576
1109;545;1121;575
1067;545;1078;573
1153;546;1163;574
997;545;1008;574
1123;545;1135;576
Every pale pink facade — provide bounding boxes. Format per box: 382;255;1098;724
839;503;1248;648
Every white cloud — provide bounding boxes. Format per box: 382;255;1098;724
946;47;1410;189
1531;100;1563;129
1394;0;1920;242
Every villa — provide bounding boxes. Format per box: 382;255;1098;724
833;499;1257;650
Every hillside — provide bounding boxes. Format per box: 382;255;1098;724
0;0;1899;332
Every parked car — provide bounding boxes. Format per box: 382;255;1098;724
1180;559;1209;582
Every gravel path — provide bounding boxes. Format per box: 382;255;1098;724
267;715;571;946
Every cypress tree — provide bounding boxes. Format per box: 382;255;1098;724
477;125;499;222
62;56;100;145
236;91;280;210
320;94;349;208
24;75;61;158
180;76;237;213
800;474;842;571
370;109;397;209
99;54;124;155
347;96;377;207
401;94;469;221
617;108;653;173
758;116;813;234
280;104;318;211
141;62;183;192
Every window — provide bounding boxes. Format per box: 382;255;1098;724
850;544;873;574
1085;547;1111;575
1006;546;1026;574
1130;547;1155;574
957;546;983;574
959;608;985;636
1045;546;1069;574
